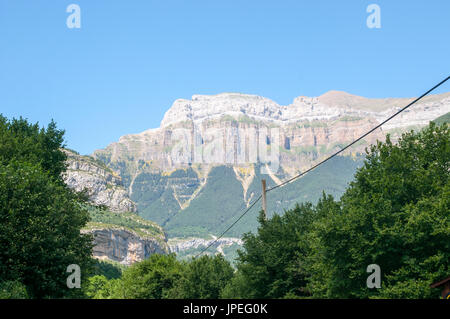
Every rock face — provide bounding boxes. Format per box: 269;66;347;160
91;91;450;238
82;227;168;265
160;91;450;129
63;149;137;213
94;91;450;177
63;150;170;265
169;237;243;255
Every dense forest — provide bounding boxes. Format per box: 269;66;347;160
0;114;448;299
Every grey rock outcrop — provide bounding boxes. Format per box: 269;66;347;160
63;149;137;212
160;91;450;128
82;227;168;265
168;236;243;255
63;150;169;265
93;91;450;190
95;91;450;176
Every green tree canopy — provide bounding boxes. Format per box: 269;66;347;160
0;116;67;179
223;201;327;298
305;123;449;298
0;115;93;298
120;254;185;299
169;254;234;299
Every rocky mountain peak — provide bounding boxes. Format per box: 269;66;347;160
160;91;450;128
160;92;281;128
94;91;450;179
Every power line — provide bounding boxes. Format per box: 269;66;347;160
268;76;450;192
194;195;262;258
195;76;450;258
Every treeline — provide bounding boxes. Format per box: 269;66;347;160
86;254;233;299
0;114;448;299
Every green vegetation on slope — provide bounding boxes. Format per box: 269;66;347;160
92;260;125;280
432;111;450;125
131;167;200;227
163;156;362;238
165;165;246;237
85;206;166;242
65;148;118;176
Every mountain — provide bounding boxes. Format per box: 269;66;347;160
63;149;169;265
91;91;450;244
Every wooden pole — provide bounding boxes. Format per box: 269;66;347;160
261;179;267;219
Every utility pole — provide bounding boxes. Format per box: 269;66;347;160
261;179;267;219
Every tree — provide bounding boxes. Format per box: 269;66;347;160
0;116;67;180
85;275;110;299
305;123;449;298
224;202;322;299
0;115;93;298
169;254;234;299
92;260;124;280
121;254;185;299
84;275;124;299
0;281;29;299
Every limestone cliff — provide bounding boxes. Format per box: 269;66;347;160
82;226;168;266
92;91;450;198
63;150;169;264
63;149;136;213
81;209;169;265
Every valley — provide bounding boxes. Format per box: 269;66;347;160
64;90;450;263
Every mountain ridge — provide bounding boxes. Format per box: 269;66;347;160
160;90;450;128
90;91;449;242
92;91;450;177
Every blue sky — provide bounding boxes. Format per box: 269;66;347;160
0;0;449;155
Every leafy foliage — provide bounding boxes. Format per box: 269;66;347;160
169;255;234;299
223;199;336;298
305;123;449;298
0;116;67;180
0;115;93;298
84;275;124;299
120;254;184;299
85;253;235;299
0;281;29;299
92;260;124;280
